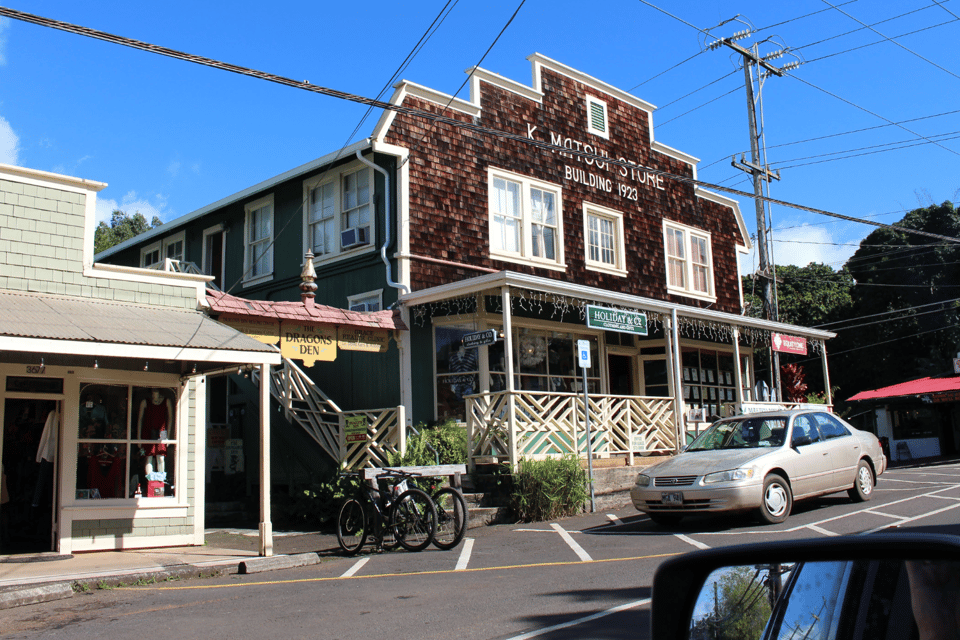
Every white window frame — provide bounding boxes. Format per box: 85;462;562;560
347;289;383;312
582;202;627;277
243;194;274;286
161;231;185;269
201;223;225;286
303;161;376;265
487;167;566;271
140;242;161;269
663;220;716;302
586;95;609;140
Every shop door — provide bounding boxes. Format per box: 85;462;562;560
1;398;59;554
607;354;634;396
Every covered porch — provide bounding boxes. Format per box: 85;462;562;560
400;271;836;470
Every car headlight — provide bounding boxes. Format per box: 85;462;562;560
635;473;651;487
703;468;755;484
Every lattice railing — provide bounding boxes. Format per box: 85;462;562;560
466;391;676;470
340;407;405;470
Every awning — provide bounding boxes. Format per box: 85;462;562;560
848;376;960;402
0;290;280;368
205;289;407;331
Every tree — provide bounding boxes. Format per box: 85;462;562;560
94;210;162;254
690;565;774;640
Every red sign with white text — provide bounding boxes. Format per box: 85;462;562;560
772;333;807;355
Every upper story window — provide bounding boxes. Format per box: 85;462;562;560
664;220;715;301
586;96;609;139
305;164;373;262
583;203;626;276
244;195;273;285
488;167;565;271
348;290;383;312
140;231;185;270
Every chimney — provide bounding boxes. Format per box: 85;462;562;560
300;251;317;312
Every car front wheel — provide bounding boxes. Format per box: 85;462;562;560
848;460;874;502
758;474;792;525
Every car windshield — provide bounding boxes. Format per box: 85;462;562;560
687;417;788;451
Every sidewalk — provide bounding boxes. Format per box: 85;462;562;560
0;528;342;610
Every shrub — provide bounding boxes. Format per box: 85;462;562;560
510;455;588;522
281;472;360;530
388;419;467;467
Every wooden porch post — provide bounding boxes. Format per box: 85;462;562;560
668;310;684;454
732;328;744;410
502;286;518;470
258;363;273;557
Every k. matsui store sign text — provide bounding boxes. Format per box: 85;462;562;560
772;333;807;355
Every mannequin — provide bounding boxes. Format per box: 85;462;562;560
137;390;172;474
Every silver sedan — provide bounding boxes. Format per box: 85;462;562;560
630;409;887;525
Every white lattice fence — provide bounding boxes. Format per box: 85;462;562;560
340;407;405;470
466;392;510;460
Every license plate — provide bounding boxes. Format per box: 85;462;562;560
661;492;683;505
396;480;408;493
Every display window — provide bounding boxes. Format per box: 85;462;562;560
76;384;177;500
435;324;480;421
681;347;738;419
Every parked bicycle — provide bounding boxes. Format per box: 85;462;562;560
336;469;437;555
405;477;468;550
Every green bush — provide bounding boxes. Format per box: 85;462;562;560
281;472;360;530
510;455;588;522
388;419;467;467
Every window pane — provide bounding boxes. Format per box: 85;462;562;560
668;258;685;288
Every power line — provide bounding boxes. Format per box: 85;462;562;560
816;297;960;328
656;69;738;110
657;84;742;126
5;6;960;248
803;17;959;65
628;49;705;91
794;3;954;54
823;0;960;82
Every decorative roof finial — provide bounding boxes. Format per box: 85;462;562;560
300;251;317;311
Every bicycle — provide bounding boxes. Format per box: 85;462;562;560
336;469;437;555
406;477;468;551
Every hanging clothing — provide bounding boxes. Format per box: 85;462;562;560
35;409;58;464
141;400;169;456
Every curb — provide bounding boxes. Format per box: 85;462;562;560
239;552;321;574
0;582;73;610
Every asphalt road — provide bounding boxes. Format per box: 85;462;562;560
2;462;958;640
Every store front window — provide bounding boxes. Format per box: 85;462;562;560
76;384;177;499
491;330;600;394
892;406;940;441
681;348;738;419
435;325;480;421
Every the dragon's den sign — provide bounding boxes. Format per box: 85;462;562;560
280;323;336;366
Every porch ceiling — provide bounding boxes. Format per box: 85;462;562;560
399;271;836;341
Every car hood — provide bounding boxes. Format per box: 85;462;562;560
641;448;774;477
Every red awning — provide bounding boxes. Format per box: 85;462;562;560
205;289;407;331
848;376;960;402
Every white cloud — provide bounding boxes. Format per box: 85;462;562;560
0;115;19;165
739;222;864;275
167;160;181;177
95;190;169;226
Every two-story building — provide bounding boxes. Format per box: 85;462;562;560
98;54;835;475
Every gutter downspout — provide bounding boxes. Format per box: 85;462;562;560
355;150;409;296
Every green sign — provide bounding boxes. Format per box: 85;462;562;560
344;415;368;444
586;305;648;335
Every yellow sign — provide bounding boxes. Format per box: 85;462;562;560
221;315;280;345
338;327;390;353
344;415;368;443
280;323;336;366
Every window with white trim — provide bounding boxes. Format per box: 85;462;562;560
305;164;373;260
140;232;185;270
664;220;715;300
586;96;609;139
348;290;383;312
244;195;273;284
488;168;564;269
583;203;626;275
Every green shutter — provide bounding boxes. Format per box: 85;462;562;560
590;101;606;133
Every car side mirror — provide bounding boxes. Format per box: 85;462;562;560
792;434;812;447
650;533;960;640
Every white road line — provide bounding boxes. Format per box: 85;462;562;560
455;538;474;571
928;494;960;501
879;478;957;485
675;534;710;550
864;500;960;534
551;523;593;562
606;514;624;526
340;557;369;578
806;524;838;537
504;597;651;640
864;509;907;520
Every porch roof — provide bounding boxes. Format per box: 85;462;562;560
847;375;960;402
399;271;836;341
206;289;407;331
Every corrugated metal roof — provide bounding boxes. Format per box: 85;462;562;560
0;290;277;353
848;375;960;402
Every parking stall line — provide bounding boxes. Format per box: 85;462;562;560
806;524;838;537
864;509;909;520
551;523;593;562
340;557;369;578
455;537;474;571
503;597;651;640
864;499;960;534
675;534;710;550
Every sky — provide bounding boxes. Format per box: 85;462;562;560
1;0;958;276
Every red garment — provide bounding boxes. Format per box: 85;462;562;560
87;451;122;498
141;400;168;456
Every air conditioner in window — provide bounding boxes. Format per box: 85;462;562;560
340;226;369;249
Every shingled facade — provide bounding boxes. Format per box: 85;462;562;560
99;54;835;470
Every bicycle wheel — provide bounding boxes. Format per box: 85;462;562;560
389;488;437;552
336;498;367;555
432;487;467;550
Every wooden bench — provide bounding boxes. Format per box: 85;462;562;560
361;464;468;490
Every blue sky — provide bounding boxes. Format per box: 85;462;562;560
1;0;958;275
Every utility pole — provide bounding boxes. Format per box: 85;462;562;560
708;30;798;401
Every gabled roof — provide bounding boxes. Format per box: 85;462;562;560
847;376;960;402
206;289;407;331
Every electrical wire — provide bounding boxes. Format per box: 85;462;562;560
802;17;959;65
815;297;960;328
4;6;960;248
656;69;738;110
657;84;742;126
